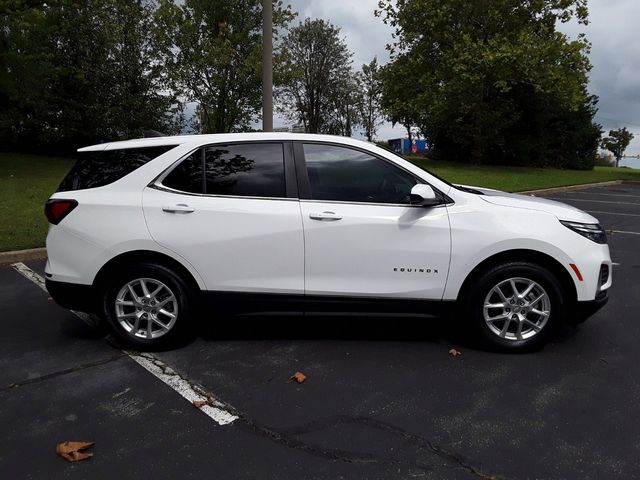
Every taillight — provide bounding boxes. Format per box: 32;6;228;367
44;199;78;225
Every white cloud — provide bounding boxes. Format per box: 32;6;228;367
559;0;640;154
287;0;392;67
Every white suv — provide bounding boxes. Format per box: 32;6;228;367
44;133;611;351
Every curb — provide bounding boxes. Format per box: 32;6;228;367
0;247;47;265
517;180;623;196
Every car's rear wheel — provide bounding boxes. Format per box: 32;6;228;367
466;262;565;351
101;262;194;349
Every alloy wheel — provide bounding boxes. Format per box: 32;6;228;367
483;277;551;341
114;278;178;339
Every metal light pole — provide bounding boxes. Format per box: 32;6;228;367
262;0;273;132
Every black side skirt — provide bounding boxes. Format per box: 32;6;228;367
204;291;455;317
46;279;456;317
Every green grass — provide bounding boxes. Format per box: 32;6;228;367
406;156;640;192
1;152;640;252
0;153;73;251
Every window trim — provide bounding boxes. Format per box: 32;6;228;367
151;140;297;200
293;140;453;207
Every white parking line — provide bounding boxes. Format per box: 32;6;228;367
129;352;238;425
546;197;640;206
570;191;640;199
608;229;640;236
11;261;47;289
585;210;640;217
10;262;238;426
11;262;98;328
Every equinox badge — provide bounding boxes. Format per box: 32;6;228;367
394;267;439;274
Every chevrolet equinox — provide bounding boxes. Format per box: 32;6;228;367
44;133;611;350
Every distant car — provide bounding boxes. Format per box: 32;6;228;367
44;133;611;350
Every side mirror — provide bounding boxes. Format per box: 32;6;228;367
410;184;440;207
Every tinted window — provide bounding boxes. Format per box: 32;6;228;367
162;150;203;193
58;145;177;192
303;143;417;204
204;143;285;197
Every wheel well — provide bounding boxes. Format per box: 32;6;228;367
458;249;577;304
93;250;201;294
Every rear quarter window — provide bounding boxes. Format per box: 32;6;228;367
58;145;178;192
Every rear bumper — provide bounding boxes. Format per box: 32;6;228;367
46;279;97;313
571;289;609;324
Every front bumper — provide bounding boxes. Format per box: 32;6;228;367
571;289;609;325
46;279;97;313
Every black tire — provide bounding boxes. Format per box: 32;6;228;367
464;261;566;352
101;262;194;350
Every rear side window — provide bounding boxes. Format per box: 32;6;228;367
161;150;203;193
161;143;286;198
58;145;178;192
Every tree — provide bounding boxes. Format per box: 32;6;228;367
278;18;355;134
377;0;599;168
602;127;634;167
325;73;361;137
99;0;184;140
0;1;53;149
379;53;423;145
0;0;181;154
153;0;294;134
358;57;383;142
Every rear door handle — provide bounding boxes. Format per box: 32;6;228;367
162;203;195;214
309;211;342;221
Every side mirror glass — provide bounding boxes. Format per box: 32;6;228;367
410;184;440;207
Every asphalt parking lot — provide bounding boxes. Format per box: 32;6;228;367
1;182;640;479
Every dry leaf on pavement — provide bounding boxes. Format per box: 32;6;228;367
448;348;462;357
193;400;208;408
290;371;307;383
56;441;94;463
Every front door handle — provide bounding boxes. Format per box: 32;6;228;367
162;203;195;214
309;211;342;221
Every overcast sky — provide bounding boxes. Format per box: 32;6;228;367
285;0;640;154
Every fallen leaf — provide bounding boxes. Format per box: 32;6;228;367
193;400;207;408
56;441;94;463
448;348;462;357
290;371;306;383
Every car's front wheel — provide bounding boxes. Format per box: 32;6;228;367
466;262;565;351
101;263;193;349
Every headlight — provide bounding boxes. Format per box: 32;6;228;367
560;220;607;244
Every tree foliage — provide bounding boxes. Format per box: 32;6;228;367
377;0;601;168
153;0;294;134
324;72;361;137
601;127;634;167
0;0;181;154
357;57;383;142
378;53;423;144
278;18;355;134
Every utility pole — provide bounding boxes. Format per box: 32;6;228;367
262;0;273;132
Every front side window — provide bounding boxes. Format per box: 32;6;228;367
303;143;417;204
161;143;286;198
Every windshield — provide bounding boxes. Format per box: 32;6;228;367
374;143;455;188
